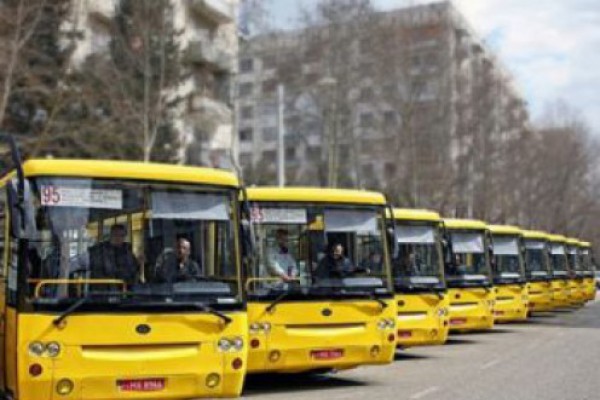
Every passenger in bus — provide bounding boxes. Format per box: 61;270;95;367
361;251;381;273
315;243;365;279
266;228;297;282
154;238;201;283
89;224;140;285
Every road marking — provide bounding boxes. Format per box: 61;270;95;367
480;358;502;370
410;386;440;399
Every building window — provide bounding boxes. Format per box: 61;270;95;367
260;101;277;117
239;153;252;166
241;106;253;120
262;79;277;95
262;54;277;69
385;162;396;179
239;58;254;73
238;82;253;97
384;111;396;125
359;87;374;101
360;112;374;128
262;150;276;162
239;128;253;142
262;127;277;141
285;147;296;161
306;146;320;161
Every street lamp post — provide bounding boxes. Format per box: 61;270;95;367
318;76;338;188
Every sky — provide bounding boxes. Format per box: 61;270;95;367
266;0;600;135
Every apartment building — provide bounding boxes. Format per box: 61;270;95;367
69;0;239;168
236;1;530;210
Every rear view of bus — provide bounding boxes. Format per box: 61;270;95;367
579;241;597;301
488;225;528;322
390;209;449;347
1;160;247;399
566;238;586;306
443;219;495;332
243;188;396;374
522;230;554;313
548;234;571;309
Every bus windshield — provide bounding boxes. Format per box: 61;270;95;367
491;235;524;283
23;177;241;309
246;203;391;300
550;243;568;275
567;246;582;274
446;230;491;285
524;240;550;279
392;223;444;290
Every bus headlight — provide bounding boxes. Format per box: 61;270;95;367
46;342;61;358
378;319;388;330
387;318;396;328
249;323;261;334
29;342;45;357
232;337;244;351
261;322;272;332
217;338;232;352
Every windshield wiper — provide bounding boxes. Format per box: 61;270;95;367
193;302;233;325
265;291;291;313
53;296;89;327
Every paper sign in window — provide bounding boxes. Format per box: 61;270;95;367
151;192;228;221
396;225;435;244
451;232;484;253
40;186;122;209
324;209;377;233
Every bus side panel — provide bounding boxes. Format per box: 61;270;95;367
0;279;5;390
5;307;17;398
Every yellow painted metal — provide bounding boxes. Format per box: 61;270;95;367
522;230;554;312
443;218;487;230
489;226;528;322
447;288;495;331
444;220;495;332
522;230;552;241
389;208;441;222
547;235;572;309
395;293;449;347
246;300;396;373
245;187;386;205
15;312;248;399
244;187;396;374
0;159;239;187
493;284;528;322
579;241;597;301
391;209;449;347
1;159;248;399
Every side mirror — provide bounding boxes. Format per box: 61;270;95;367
6;183;24;239
386;226;398;259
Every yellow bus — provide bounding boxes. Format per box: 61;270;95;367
522;230;554;313
565;237;586;306
488;225;528;322
548;234;571;309
390;209;449;347
443;219;495;332
0;159;248;399
243;187;396;374
579;241;597;301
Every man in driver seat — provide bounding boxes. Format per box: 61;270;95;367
155;238;201;283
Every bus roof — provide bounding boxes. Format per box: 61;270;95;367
487;224;523;236
390;208;441;222
522;230;551;240
0;159;239;187
443;218;487;230
580;241;591;248
565;237;580;246
547;234;568;243
245;187;386;205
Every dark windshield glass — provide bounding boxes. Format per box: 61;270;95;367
392;222;443;286
446;230;491;281
550;243;568;273
524;240;550;277
25;178;240;307
491;235;524;279
246;203;391;298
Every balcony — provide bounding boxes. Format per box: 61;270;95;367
190;0;233;25
187;40;234;72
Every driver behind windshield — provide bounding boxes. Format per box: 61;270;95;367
315;243;367;279
89;224;141;285
266;228;297;283
154;237;202;283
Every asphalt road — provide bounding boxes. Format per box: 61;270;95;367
243;297;600;400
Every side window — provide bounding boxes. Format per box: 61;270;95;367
0;190;6;277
